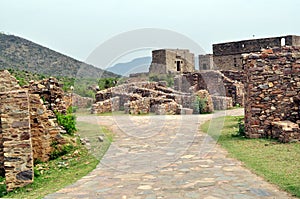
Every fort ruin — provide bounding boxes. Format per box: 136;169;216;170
149;49;195;74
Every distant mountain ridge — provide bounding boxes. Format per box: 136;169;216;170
107;56;152;76
0;33;119;78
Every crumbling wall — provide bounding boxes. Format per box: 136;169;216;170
0;70;67;191
0;90;34;191
92;82;191;115
243;46;300;142
174;71;244;108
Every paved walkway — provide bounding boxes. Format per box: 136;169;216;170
45;109;295;199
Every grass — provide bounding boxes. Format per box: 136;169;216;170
2;123;113;199
76;122;114;160
201;116;300;198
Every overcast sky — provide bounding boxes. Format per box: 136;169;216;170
1;0;299;65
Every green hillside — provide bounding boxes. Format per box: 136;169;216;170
0;33;119;78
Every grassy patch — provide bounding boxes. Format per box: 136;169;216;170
76;122;114;160
201;116;300;198
3;124;113;199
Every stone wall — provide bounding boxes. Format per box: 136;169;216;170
92;82;193;115
0;70;67;191
199;54;214;70
213;35;300;70
174;71;244;108
149;49;194;74
27;77;67;113
0;90;34;191
243;46;300;142
91;97;120;114
220;70;245;83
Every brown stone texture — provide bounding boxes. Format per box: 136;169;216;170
193;90;214;113
91;97;120;114
174;70;244;108
0;70;66;191
27;77;67;114
243;46;300;142
29;94;61;162
149;49;194;74
0;90;34;191
92;82;192;115
0;70;21;92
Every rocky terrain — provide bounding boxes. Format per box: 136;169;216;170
0;33;119;78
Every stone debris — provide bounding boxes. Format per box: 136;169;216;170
91;82;195;115
174;70;244;108
243;46;300;142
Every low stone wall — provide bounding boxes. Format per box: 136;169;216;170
243;46;300;142
93;82;190;115
272;121;300;143
211;96;233;110
91;97;120;114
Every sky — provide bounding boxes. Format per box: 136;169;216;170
1;0;299;67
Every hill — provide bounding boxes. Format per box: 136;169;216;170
0;33;119;78
106;56;151;76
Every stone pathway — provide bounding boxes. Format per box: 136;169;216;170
45;109;295;199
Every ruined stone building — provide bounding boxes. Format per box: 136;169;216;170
0;70;68;191
198;54;214;70
198;35;300;71
149;49;195;74
212;35;300;70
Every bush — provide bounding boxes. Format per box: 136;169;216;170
193;96;208;114
50;143;75;160
233;117;245;137
98;77;119;90
55;109;77;136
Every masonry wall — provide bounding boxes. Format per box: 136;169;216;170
149;49;194;74
244;46;300;142
174;71;244;107
0;90;34;191
213;35;300;70
199;54;214;70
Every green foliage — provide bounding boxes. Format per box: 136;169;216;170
236;117;245;137
0;176;6;197
50;143;75;160
193;96;208;114
98;77;119;90
55;109;77;136
149;74;174;87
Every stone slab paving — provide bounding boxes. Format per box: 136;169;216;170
45;109;295;199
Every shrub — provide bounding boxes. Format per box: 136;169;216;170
193;96;208;114
98;77;119;90
233;117;245;137
50;143;75;160
55;109;77;136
